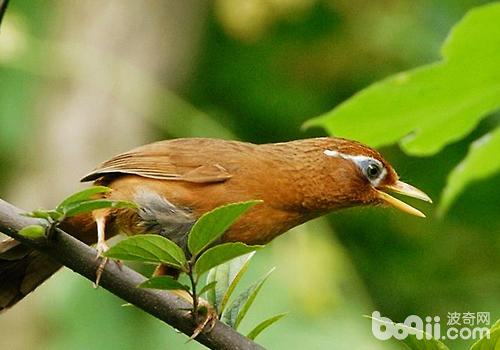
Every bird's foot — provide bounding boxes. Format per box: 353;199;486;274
189;298;218;340
94;241;110;288
95;241;110;258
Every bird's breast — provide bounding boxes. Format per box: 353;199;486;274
103;174;313;247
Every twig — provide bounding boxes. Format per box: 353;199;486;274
0;199;265;350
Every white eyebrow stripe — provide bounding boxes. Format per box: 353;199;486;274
323;149;387;186
323;149;379;164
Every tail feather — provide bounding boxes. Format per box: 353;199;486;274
0;239;62;311
0;212;112;311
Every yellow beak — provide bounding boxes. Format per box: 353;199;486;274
376;181;432;218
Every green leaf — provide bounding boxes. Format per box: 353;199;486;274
303;3;500;156
194;242;261;276
205;269;217;309
27;209;63;221
138;276;189;291
104;234;186;268
198;281;217;296
64;199;138;217
247;313;287;340
366;315;449;350
206;252;255;316
187;200;261;257
57;186;112;211
470;318;499;350
222;267;274;330
439;127;500;215
18;225;46;239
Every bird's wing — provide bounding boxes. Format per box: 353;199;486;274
80;139;233;183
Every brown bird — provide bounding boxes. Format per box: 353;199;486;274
0;137;431;311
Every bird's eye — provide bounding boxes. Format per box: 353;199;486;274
365;162;381;180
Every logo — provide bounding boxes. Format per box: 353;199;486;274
371;311;490;341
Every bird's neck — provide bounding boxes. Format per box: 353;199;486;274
251;143;352;215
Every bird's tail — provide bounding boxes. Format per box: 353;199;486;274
0;213;98;311
0;239;62;311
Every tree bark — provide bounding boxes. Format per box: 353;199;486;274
0;198;265;350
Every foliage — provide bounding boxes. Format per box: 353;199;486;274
24;189;283;340
439;127;500;215
206;252;254;316
18;224;45;238
23;186;138;236
208;253;284;340
222;267;275;330
101;234;186;268
470;318;500;350
246;313;287;341
304;3;500;214
187;201;261;257
105;200;285;340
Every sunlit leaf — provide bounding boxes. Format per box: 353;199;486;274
222;267;274;329
304;3;500;156
139;276;189;291
104;234;186;268
64;199;138;217
194;243;261;276
18;225;45;239
27;209;62;221
57;186;112;211
439;127;500;215
215;252;255;315
207;252;255;316
198;281;217;296
205;269;218;309
187;200;261;257
366;315;449;350
247;313;287;340
470;318;499;350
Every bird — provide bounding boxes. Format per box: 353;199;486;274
0;137;431;311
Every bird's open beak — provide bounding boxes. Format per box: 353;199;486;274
376;181;432;218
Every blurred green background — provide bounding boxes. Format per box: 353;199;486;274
0;1;499;349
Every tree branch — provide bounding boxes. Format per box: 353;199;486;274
0;198;265;350
0;3;263;348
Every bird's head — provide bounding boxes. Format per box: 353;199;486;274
311;138;432;217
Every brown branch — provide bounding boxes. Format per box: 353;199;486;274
0;198;265;350
0;4;263;349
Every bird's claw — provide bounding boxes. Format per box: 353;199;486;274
93;257;107;288
94;241;110;288
189;299;218;341
95;241;109;259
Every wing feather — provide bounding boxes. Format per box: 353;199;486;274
80;139;236;183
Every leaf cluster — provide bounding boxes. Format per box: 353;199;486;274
20;186;137;238
104;199;285;340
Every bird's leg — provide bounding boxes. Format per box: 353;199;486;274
154;263;217;339
95;213;109;257
93;211;109;287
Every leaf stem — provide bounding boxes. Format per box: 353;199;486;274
187;261;199;323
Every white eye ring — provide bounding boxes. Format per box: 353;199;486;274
324;149;387;186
